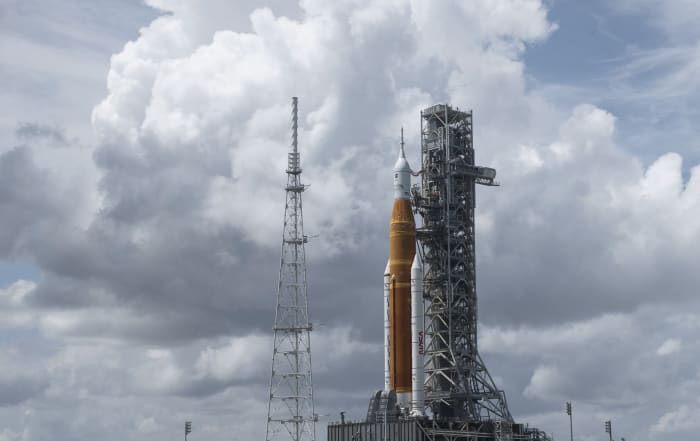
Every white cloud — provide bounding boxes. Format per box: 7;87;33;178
481;312;636;356
312;326;379;371
88;0;564;261
651;404;700;434
656;338;682;356
194;334;270;382
0;428;30;441
0;280;35;308
131;349;184;393
612;0;700;40
523;365;565;400
0;280;37;329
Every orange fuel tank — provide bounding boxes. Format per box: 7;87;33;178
389;197;416;394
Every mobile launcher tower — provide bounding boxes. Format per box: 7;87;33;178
328;104;550;441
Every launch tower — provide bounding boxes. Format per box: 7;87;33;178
266;97;317;441
415;104;510;423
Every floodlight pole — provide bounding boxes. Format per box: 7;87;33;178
605;420;612;441
185;421;192;441
566;402;573;441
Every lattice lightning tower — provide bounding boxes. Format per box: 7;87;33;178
266;97;316;441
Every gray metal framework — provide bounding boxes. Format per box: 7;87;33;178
414;104;510;424
266;97;316;441
328;420;550;441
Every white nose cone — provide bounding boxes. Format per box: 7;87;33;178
393;141;412;200
411;251;422;274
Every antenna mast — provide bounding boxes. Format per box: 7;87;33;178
266;97;316;441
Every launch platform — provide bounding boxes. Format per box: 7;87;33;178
328;419;548;441
328;104;549;441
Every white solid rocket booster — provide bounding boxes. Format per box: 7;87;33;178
410;252;425;416
383;259;391;392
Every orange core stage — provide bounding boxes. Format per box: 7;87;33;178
389;198;416;393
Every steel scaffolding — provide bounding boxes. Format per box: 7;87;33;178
414;104;510;423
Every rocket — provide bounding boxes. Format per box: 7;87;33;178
384;130;425;416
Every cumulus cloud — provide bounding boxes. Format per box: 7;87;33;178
480;302;700;441
1;1;700;441
478;103;700;327
131;349;186;394
523;365;565;400
1;0;565;350
194;334;269;383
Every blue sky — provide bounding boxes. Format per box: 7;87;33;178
1;1;700;441
527;0;700;170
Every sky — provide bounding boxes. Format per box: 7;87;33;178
1;0;700;440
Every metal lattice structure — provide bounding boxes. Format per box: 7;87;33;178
266;97;316;441
414;104;511;423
